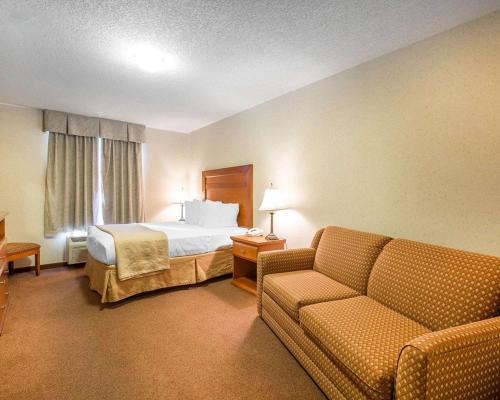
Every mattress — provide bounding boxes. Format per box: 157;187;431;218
87;222;247;265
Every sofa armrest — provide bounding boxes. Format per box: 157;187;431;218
310;228;325;249
256;248;316;315
395;316;500;400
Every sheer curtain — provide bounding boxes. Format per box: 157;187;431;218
44;132;98;235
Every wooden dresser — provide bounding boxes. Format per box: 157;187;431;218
0;212;8;335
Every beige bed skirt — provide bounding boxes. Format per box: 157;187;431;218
84;249;233;303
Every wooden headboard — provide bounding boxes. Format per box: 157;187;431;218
202;164;253;228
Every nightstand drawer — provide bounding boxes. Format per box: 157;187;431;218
233;242;258;261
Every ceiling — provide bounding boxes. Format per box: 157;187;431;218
1;1;499;133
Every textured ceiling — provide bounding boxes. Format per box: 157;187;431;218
0;1;499;133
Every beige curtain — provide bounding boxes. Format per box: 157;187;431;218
44;132;98;236
102;139;144;224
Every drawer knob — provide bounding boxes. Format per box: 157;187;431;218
0;305;6;310
0;280;5;284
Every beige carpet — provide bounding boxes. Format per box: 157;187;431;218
1;267;326;400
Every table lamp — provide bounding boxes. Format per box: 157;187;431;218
173;187;187;222
259;183;287;240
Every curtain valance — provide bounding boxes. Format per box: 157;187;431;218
128;123;147;143
43;110;67;134
43;110;146;143
100;118;128;141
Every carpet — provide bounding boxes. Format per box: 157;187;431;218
0;267;326;400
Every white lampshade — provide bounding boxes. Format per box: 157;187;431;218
258;184;286;211
172;187;188;204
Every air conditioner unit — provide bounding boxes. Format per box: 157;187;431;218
67;236;88;265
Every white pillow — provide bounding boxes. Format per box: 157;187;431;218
198;201;220;228
199;201;239;228
185;199;201;225
205;199;221;205
220;203;239;227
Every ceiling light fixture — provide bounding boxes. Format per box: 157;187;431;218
127;43;176;73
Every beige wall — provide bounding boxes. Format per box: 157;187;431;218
189;12;500;256
0;104;190;265
143;127;191;223
0;105;65;265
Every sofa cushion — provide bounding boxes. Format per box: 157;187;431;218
300;296;430;398
263;270;359;321
368;239;500;331
313;226;392;294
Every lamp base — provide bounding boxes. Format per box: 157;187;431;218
265;232;279;240
179;203;185;222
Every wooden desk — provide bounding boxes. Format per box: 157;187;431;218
230;235;286;295
0;212;8;335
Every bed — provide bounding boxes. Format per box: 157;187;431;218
84;164;253;303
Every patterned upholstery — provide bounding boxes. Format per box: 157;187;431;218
368;239;500;331
262;292;370;400
314;226;392;293
263;270;359;321
396;316;500;400
257;248;316;315
300;296;430;398
310;228;325;249
259;227;500;399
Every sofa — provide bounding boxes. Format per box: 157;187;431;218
257;226;500;400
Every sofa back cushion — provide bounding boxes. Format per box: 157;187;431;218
368;239;500;331
313;226;392;293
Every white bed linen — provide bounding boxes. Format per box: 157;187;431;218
87;222;248;266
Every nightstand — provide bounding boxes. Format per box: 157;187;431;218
230;235;286;295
